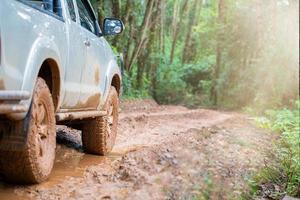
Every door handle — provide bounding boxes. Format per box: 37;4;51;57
84;39;91;47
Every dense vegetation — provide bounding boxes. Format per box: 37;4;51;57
245;101;299;198
90;0;299;197
91;0;298;110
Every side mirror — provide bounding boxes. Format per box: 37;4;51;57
102;18;124;36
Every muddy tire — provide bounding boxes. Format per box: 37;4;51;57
0;78;56;183
82;86;119;155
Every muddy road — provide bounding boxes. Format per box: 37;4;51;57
0;100;274;200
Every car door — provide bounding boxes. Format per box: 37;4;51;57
75;0;103;109
61;0;87;109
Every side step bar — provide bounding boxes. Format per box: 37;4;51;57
56;110;107;121
0;90;30;114
0;104;28;114
0;91;30;100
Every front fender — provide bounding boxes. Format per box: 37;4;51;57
8;38;63;120
102;58;122;106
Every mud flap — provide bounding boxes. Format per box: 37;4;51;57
0;118;28;151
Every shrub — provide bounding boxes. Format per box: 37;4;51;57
246;100;300;199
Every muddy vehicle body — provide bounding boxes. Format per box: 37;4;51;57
0;0;123;183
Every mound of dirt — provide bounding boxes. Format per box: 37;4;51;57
120;99;158;112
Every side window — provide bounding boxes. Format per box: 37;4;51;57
53;0;63;17
66;0;76;22
76;0;96;34
25;0;63;17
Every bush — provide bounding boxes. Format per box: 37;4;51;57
246;100;300;199
122;71;151;100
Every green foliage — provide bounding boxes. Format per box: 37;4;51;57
122;70;151;100
93;0;298;110
152;52;214;106
156;61;188;104
93;1;299;197
246;100;300;198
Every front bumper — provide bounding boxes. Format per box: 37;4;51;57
0;90;30;114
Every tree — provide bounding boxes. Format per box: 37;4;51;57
170;0;189;64
182;0;201;64
125;0;156;71
211;0;226;105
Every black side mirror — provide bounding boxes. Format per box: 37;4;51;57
103;18;124;36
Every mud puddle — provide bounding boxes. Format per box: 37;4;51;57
42;146;120;188
0;126;123;200
46;125;122;186
0;100;277;199
0;184;26;200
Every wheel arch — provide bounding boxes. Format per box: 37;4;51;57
111;74;121;95
9;46;63;120
38;58;61;111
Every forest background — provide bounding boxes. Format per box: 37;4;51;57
90;0;299;111
90;0;299;197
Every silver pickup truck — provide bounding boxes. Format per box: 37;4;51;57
0;0;123;183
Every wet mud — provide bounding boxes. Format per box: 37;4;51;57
0;100;275;200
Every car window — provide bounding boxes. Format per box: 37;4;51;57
26;0;63;17
53;0;63;16
66;0;76;22
76;0;96;34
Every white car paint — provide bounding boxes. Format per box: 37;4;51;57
0;0;122;119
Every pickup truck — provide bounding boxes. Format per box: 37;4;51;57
0;0;123;183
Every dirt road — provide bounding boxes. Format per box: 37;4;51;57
0;100;274;200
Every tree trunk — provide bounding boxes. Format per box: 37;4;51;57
123;0;135;72
97;0;105;29
126;0;156;71
171;0;179;39
170;0;189;64
136;1;161;90
110;0;121;47
182;0;201;64
211;0;226;105
123;0;133;25
136;39;149;89
159;0;166;54
111;0;121;18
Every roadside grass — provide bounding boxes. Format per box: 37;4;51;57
243;100;300;199
196;173;214;200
